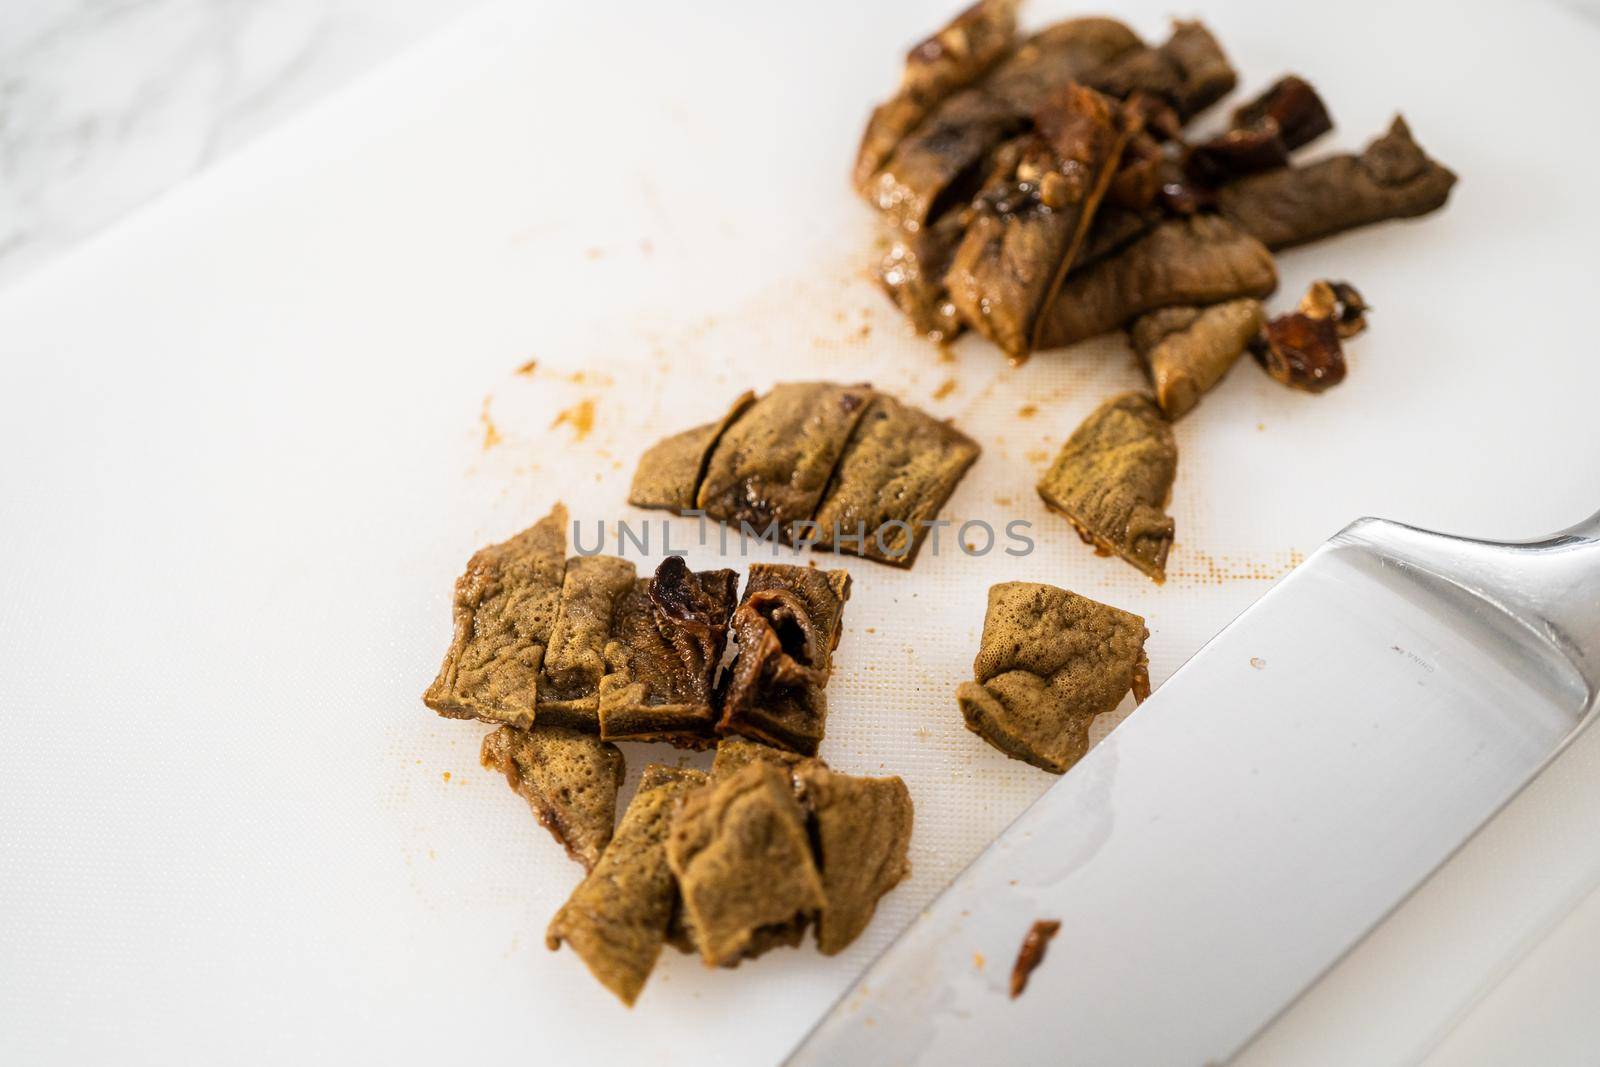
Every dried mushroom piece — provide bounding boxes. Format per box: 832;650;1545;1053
1130;298;1265;419
423;504;568;728
719;563;852;756
1072;204;1160;272
1299;279;1369;338
1231;74;1334;151
1186;75;1333;186
598;557;739;747
1252;279;1370;393
867;89;1028;234
1218;116;1456;250
956;582;1150;774
983;17;1143;113
1037;393;1177;581
696;382;874;538
627;392;755;512
537;554;638;730
854;0;1022;190
879;211;969;342
946;84;1130;359
1010;919;1062;998
480;725;624;871
811;393;981;566
546;764;709;1006
1085;20;1236;120
711;736;822;783
667;762;827;968
633;383;978;568
794;763;914;956
1036;214;1277;349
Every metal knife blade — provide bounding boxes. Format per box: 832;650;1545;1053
787;513;1600;1066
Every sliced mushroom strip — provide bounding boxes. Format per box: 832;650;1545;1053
946;84;1130;359
423;503;568;728
598;558;739;747
718;564;851;756
1130;298;1265;419
545;764;709;1007
811;393;981;567
696;382;874;538
481;724;624;871
1036;214;1277;348
536;554;638;730
628;392;755;511
957;581;1150;774
1037;392;1177;581
854;0;1022;190
1217;116;1456;251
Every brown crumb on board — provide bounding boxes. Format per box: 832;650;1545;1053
515;358;538;376
932;378;957;400
1010;919;1061;998
1017;404;1038;418
551;398;596;441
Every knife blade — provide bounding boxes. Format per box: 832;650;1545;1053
787;511;1600;1066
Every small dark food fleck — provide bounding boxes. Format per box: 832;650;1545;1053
1010;919;1063;998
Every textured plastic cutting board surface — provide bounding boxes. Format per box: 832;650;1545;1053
3;1;1600;1064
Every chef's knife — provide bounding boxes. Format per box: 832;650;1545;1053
787;511;1600;1066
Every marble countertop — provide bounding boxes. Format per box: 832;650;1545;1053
0;0;474;289
4;0;1598;292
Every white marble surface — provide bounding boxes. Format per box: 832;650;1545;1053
4;0;1600;292
0;0;474;289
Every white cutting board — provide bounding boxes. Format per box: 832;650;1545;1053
2;1;1599;1064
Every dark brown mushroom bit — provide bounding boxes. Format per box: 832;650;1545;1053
1011;919;1063;998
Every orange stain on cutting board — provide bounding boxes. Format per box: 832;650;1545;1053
551;398;597;441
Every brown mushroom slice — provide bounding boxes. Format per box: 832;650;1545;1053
598;558;739;747
1035;214;1277;349
854;0;1022;190
1010;919;1063;997
696;382;875;539
481;724;624;871
945;84;1129;359
865;16;1142;233
666;763;827;968
1231;74;1333;151
1217;116;1457;251
665;744;817;961
1298;279;1370;339
1185;75;1334;186
811;393;981;567
878;211;968;342
423;504;568;728
956;582;1150;774
628;392;756;512
867;89;1028;234
1085;20;1236;120
795;764;914;956
710;736;823;782
1071;204;1160;273
983;17;1144;113
1037;393;1177;581
1130;298;1265;419
536;554;638;730
718;563;852;756
545;764;709;1006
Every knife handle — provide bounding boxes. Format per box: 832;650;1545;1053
1335;508;1600;717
